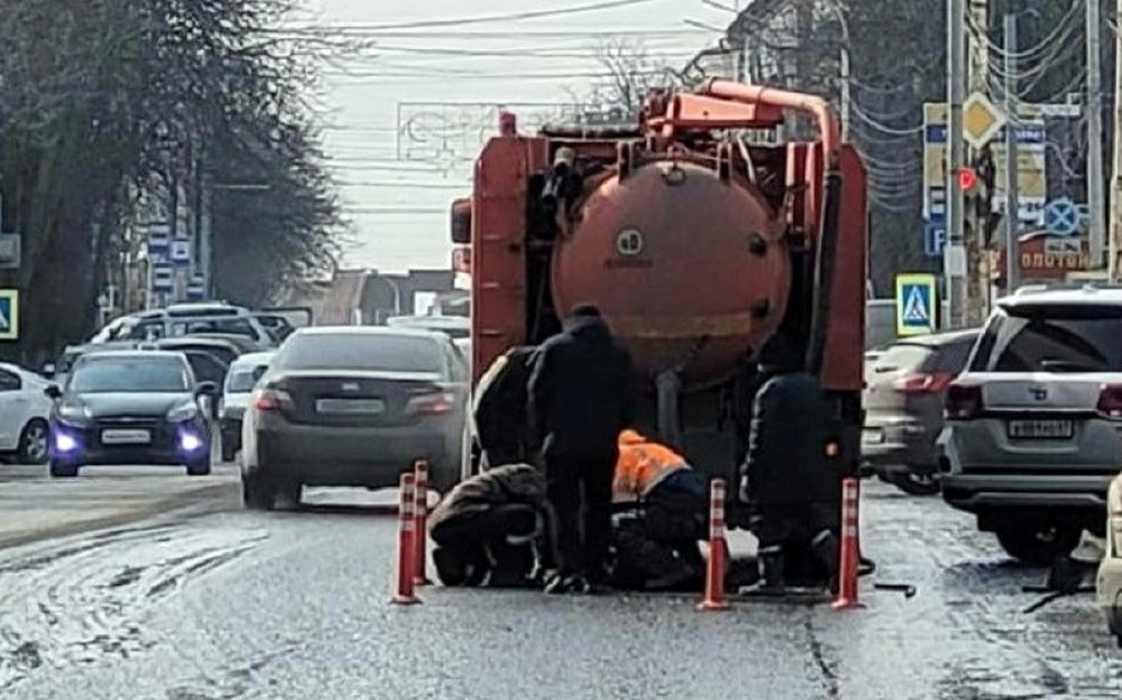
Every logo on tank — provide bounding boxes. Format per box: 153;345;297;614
606;228;652;269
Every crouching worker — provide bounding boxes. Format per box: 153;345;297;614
609;430;709;591
428;463;555;588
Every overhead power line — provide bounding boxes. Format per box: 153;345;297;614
276;0;661;34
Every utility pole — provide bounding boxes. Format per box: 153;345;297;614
1111;0;1122;279
966;0;990;324
1087;0;1106;268
199;174;213;300
1004;12;1021;292
946;0;967;328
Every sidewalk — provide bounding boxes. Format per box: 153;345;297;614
0;465;238;550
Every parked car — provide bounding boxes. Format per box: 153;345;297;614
46;350;217;477
385;314;469;341
152;337;243;367
0;363;54;464
219;351;275;462
240;326;469;509
938;285;1122;564
89;303;275;348
862;329;978;495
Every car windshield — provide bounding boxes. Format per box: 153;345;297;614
163;344;238;366
226;368;262;393
276;333;443;373
170;317;258;339
69;357;191;393
969;304;1122;373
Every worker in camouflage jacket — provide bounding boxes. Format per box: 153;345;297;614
428;463;556;588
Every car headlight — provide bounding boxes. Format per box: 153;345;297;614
167;403;199;423
57;404;91;424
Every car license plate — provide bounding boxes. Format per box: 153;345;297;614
101;429;152;445
315;398;385;415
862;428;885;445
1007;419;1074;439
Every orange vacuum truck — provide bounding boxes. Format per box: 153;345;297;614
450;79;868;529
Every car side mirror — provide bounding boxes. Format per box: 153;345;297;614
41;362;56;378
44;384;62;400
196;381;219;396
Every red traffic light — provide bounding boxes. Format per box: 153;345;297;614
958;167;978;193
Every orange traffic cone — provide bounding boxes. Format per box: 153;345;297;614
413;459;433;586
392;472;421;605
698;478;731;611
832;477;862;610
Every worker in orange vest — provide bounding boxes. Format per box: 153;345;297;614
611;429;709;590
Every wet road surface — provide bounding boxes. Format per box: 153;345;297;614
0;479;1120;699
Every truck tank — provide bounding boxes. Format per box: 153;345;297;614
551;159;790;391
452;80;869;527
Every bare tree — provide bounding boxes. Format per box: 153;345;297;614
569;38;678;122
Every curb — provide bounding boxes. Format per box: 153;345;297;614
0;481;236;552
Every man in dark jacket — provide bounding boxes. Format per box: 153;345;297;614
528;304;636;594
428;463;555;588
472;345;536;468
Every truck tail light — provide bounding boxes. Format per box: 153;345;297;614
893;372;955;394
254;388;293;412
406;392;455;415
1097;384;1122;419
944;383;983;420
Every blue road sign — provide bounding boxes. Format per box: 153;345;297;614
0;289;19;341
170;240;192;268
152;264;174;293
186;283;205;301
1043;197;1080;237
924;222;947;258
895;273;938;336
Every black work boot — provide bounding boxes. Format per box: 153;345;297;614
811;529;840;591
759;545;786;592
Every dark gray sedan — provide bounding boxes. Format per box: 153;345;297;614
239;326;469;509
862;329;979;495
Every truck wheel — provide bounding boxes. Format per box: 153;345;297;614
994;522;1080;566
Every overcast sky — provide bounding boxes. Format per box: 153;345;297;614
296;0;736;273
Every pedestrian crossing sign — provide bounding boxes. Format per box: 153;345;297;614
895;274;937;337
0;289;18;341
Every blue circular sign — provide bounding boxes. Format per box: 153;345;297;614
1043;197;1080;237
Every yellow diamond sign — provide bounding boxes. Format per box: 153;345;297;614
962;91;1006;149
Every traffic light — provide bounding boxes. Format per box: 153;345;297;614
958;167;978;194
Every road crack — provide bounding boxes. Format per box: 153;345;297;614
803;607;840;698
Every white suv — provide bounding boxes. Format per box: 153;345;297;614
938;285;1122;565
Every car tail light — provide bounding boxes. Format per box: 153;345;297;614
253;388;293;411
893;372;955;394
944;383;983;420
406;392;455;415
1097;384;1122;419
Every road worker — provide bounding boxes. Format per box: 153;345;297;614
739;335;843;592
428;463;555;588
609;429;709;591
528;304;637;594
471;345;536;469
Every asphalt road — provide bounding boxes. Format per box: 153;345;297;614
0;475;1120;700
